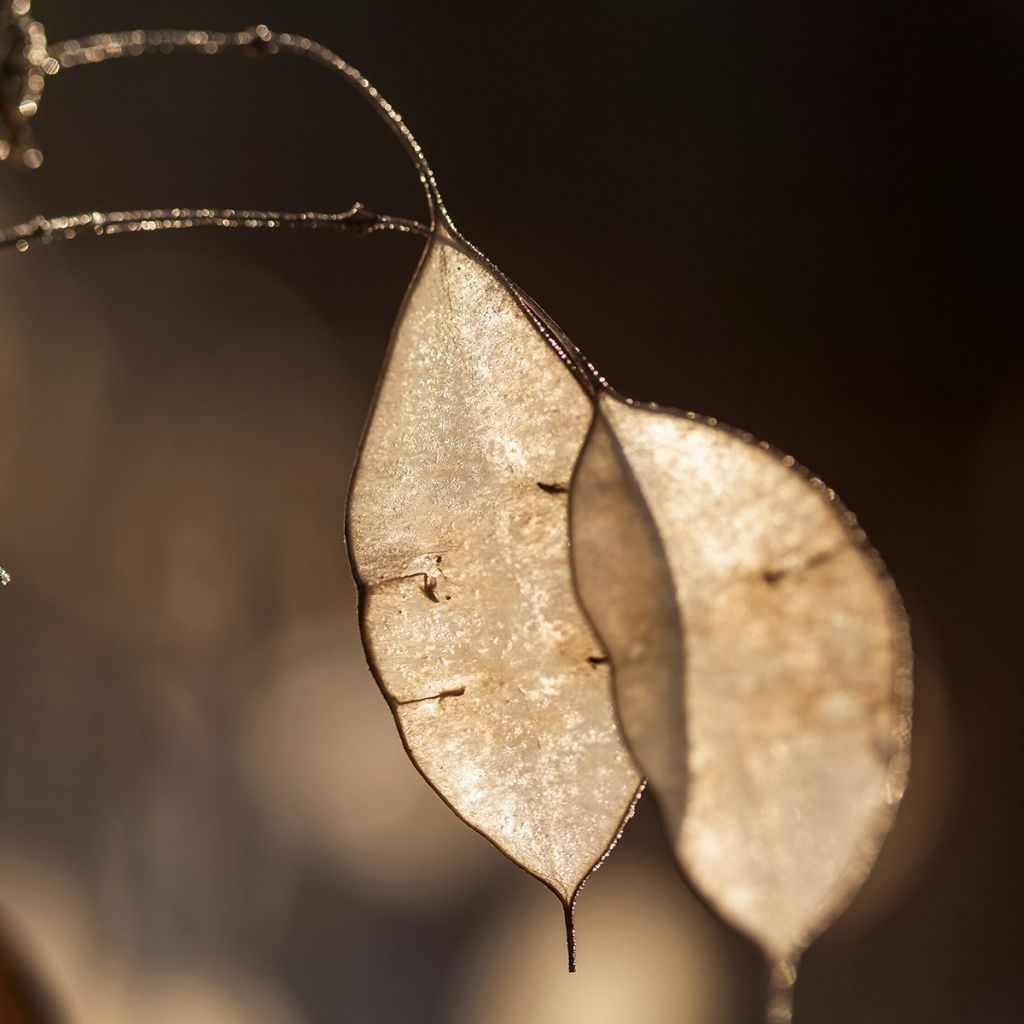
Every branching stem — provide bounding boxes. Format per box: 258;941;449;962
3;17;451;247
44;25;450;225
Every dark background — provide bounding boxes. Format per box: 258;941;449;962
1;2;1021;1022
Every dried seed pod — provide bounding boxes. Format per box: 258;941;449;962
571;392;912;1015
347;227;641;965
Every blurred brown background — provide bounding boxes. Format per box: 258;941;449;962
0;2;1021;1022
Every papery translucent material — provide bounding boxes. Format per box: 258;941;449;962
347;226;641;941
571;393;912;974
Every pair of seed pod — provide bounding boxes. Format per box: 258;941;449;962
347;137;912;1014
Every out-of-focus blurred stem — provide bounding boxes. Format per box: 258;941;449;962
765;956;799;1024
0;203;429;254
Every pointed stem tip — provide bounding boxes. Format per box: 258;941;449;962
563;900;577;973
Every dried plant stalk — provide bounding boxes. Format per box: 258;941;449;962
2;12;915;998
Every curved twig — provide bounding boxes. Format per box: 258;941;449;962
44;25;451;226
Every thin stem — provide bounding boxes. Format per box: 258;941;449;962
765;956;799;1024
0;202;429;254
44;25;450;226
563;898;577;974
